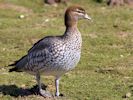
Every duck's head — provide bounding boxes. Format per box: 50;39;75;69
65;6;91;27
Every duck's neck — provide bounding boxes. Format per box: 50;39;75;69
65;18;78;28
64;21;80;37
65;25;78;34
64;10;79;33
64;20;79;36
64;11;78;28
63;14;82;46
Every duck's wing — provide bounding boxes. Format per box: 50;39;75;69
9;36;52;72
28;36;51;54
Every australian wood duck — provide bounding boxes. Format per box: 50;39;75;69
9;5;91;97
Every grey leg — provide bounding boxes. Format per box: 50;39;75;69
55;78;60;96
36;73;52;97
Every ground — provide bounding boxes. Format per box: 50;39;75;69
0;0;133;100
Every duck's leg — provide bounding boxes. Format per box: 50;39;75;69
55;78;60;96
36;73;52;97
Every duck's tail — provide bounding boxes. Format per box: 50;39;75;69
8;55;27;72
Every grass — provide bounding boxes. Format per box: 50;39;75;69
0;0;133;100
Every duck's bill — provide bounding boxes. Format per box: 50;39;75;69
84;13;91;20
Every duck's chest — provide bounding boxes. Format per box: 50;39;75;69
50;33;82;71
64;34;82;60
62;45;81;70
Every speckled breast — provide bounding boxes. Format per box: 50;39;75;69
41;42;81;76
52;44;81;71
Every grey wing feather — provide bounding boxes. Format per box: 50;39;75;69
9;37;51;72
9;55;28;72
28;36;60;53
24;37;53;71
28;37;49;53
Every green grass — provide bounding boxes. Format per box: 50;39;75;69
0;0;133;100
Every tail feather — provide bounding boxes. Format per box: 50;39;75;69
8;55;27;72
8;62;17;66
9;67;21;72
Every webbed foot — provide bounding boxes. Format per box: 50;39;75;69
39;89;52;98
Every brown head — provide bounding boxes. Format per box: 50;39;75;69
65;5;91;28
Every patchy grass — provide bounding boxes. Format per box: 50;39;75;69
0;0;133;100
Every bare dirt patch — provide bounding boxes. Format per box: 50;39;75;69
116;32;132;38
0;3;33;13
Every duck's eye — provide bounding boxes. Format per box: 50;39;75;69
77;11;83;13
75;9;85;14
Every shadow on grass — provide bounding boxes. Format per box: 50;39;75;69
0;84;47;97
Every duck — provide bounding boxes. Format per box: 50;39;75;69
9;5;91;97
